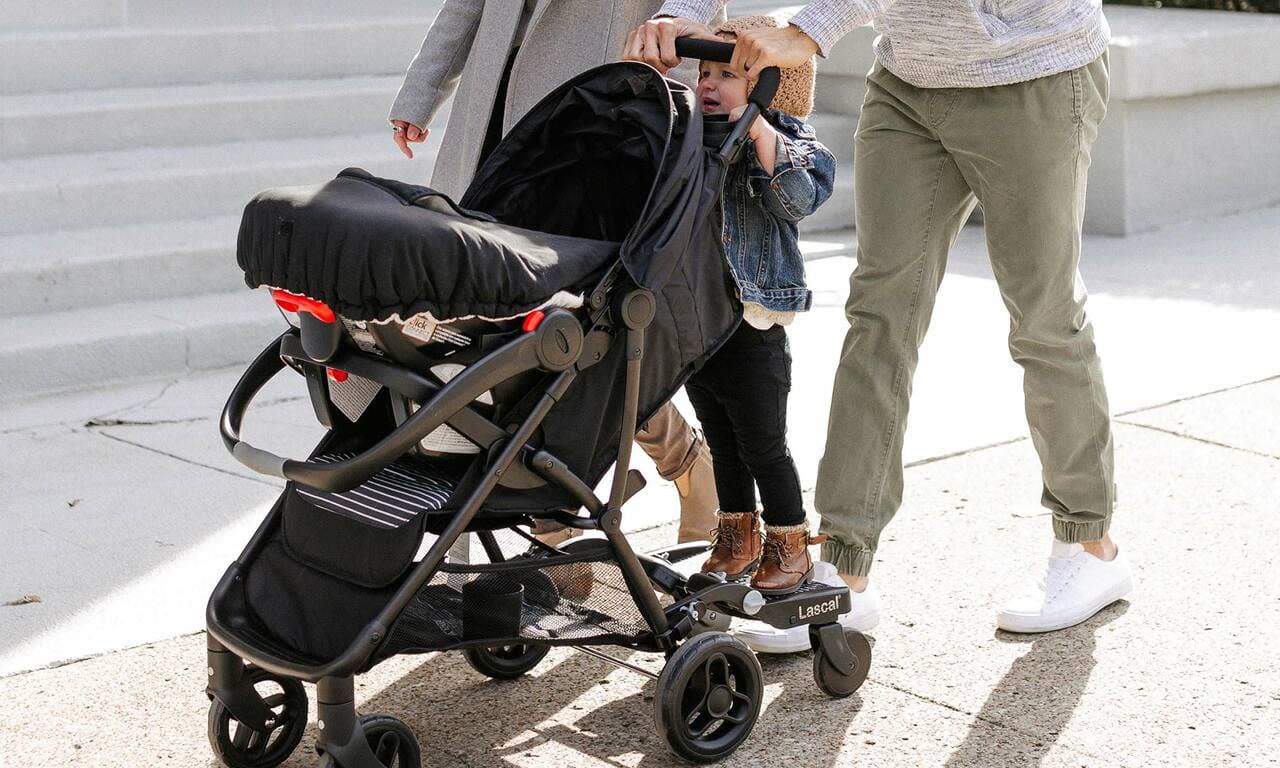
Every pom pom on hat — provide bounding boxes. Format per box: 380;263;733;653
714;14;816;119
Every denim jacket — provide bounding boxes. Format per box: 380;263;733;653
720;110;836;314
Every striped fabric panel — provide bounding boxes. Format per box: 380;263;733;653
296;453;457;529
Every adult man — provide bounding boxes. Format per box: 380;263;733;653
628;0;1133;646
388;1;726;543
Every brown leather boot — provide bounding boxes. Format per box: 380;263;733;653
752;525;828;595
700;512;762;580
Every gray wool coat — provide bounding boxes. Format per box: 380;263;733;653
389;0;722;199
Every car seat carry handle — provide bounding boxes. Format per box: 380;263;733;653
221;311;584;492
673;37;781;162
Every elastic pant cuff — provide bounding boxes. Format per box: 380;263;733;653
820;539;875;578
1052;518;1109;543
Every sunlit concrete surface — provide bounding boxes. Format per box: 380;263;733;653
1;206;1276;764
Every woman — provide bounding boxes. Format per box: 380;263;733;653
388;0;725;543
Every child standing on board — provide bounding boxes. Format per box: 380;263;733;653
685;15;836;594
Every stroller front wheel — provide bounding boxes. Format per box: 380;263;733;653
207;665;308;768
463;643;551;680
654;632;763;763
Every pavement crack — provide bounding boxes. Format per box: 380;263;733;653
1116;419;1280;461
1115;373;1280;419
89;430;281;488
904;436;1029;469
867;677;1112;763
84;416;207;428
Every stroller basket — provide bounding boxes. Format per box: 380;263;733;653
376;545;650;661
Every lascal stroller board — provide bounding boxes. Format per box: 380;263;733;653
204;39;869;768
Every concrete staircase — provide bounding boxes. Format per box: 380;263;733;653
802;26;876;234
0;1;444;401
0;1;870;402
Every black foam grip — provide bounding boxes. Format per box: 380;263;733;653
673;37;782;111
750;67;781;110
674;37;734;63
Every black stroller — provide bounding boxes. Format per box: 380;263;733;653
205;40;870;767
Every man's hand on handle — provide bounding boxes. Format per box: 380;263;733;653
624;16;819;78
622;17;718;74
728;24;821;77
391;120;428;159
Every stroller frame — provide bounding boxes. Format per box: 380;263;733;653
205;42;871;768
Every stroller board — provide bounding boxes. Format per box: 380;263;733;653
205;40;870;768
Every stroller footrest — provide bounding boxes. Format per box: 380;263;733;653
719;581;851;628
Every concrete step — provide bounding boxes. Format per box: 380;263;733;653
0;217;244;317
807;112;857;164
816;73;868;117
800;172;855;234
114;0;443;28
0;132;437;235
0;76;406;159
0;0;124;31
0;20;431;95
0;288;282;402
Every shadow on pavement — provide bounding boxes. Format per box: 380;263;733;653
943;600;1131;768
258;642;861;768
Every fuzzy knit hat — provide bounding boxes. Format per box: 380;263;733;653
713;14;816;120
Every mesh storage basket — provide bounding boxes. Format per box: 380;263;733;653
376;543;651;659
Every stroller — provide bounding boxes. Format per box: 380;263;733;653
204;39;870;768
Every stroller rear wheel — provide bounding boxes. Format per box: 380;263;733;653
654;632;763;763
812;627;872;698
464;643;551;679
352;714;421;768
207;665;308;768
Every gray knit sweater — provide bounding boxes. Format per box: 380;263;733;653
659;0;1109;88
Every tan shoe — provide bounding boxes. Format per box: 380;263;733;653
751;525;827;595
675;437;719;544
700;512;762;580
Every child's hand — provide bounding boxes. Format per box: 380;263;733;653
729;105;778;144
391;120;428;159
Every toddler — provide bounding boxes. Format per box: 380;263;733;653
689;15;836;594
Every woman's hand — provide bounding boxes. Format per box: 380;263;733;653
729;24;819;78
622;17;718;74
391;120;428;159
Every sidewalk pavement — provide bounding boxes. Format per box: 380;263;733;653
1;207;1278;766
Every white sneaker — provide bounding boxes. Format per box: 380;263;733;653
733;562;881;654
997;539;1134;634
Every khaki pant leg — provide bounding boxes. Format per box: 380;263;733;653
816;65;979;577
942;55;1115;541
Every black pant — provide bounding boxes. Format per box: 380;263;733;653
686;323;805;527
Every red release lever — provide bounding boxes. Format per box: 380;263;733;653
271;289;336;324
521;310;546;333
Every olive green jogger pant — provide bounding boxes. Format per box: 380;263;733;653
816;55;1116;578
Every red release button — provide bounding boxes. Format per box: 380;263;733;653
521;310;546;333
271;289;336;324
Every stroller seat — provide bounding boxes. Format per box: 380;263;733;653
238;168;619;326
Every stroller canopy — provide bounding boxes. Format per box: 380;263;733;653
463;63;742;508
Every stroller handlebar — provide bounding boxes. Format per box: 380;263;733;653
672;37;781;113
